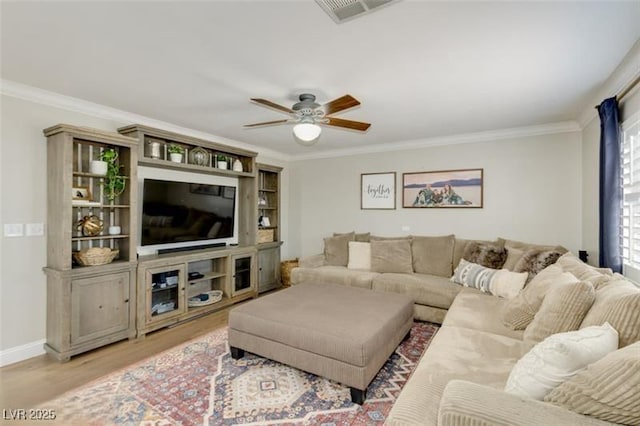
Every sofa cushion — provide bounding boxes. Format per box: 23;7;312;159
372;272;462;309
347;241;371;270
462;242;507;269
386;325;525;425
580;277;640;348
555;252;614;289
411;234;455;277
290;265;378;289
324;232;354;266
451;259;527;298
370;235;411;241
334;231;370;242
500;238;567;270
502;265;579;330
443;288;525;340
505;323;619;400
370;239;413;273
514;248;563;282
544;341;640;425
523;281;595;345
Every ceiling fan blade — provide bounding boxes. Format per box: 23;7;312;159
323;94;361;116
325;117;371;132
244;119;290;128
250;98;294;114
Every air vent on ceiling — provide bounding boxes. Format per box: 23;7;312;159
315;0;400;24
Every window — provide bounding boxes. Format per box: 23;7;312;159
621;112;640;282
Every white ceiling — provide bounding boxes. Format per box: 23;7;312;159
2;1;639;157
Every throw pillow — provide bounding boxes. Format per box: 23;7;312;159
580;277;640;348
411;234;455;277
502;265;579;330
555;252;614;289
544;341;640;425
499;238;567;270
323;232;355;266
504;323;619;400
347;241;371;270
452;238;503;270
523;281;595;345
462;242;507;269
451;259;527;298
370;239;413;273
334;231;370;242
514;248;563;282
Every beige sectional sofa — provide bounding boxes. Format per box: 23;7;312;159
291;233;640;425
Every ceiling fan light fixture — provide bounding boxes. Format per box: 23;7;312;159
293;122;321;144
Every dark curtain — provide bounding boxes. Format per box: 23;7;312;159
598;97;622;273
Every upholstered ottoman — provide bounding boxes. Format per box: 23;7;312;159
228;282;414;404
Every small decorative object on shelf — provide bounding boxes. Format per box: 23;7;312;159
72;186;92;201
90;159;108;176
77;215;104;236
108;225;121;235
216;154;228;169
190;146;210;166
233;158;243;172
100;148;126;201
146;137;163;159
188;290;223;307
168;144;184;163
72;247;119;266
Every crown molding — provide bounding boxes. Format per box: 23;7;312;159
577;39;640;129
0;79;293;162
290;121;581;161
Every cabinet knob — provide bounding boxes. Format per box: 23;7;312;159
124;299;129;303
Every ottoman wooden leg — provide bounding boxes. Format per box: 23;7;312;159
230;346;244;359
350;387;366;405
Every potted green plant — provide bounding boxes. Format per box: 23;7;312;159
168;144;184;163
100;148;126;201
216;154;228;169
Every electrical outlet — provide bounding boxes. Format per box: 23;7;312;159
4;223;24;237
26;223;44;236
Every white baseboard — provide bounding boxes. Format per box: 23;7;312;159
0;339;45;367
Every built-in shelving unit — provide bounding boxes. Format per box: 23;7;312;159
257;164;283;293
43;124;138;362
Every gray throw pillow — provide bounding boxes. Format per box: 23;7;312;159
324;232;355;266
411;235;455;277
514;249;563;282
370;239;413;273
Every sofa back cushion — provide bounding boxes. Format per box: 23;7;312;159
580;277;640;348
334;231;370;242
544;341;640;425
502;265;579;330
411;234;455;277
523;280;595;345
324;232;355;266
370;239;413;273
555;252;614;288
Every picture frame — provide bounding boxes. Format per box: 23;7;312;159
72;186;92;201
402;169;483;208
361;172;396;210
223;186;235;199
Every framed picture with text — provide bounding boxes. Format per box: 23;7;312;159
361;172;396;210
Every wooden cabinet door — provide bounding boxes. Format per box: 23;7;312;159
70;272;131;346
231;254;255;297
258;247;280;293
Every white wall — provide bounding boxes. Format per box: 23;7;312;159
289;132;583;257
0;94;290;363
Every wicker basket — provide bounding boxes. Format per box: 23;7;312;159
73;248;119;266
280;258;299;287
258;229;274;243
188;290;223;307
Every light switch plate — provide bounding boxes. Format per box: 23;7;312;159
26;223;44;236
4;223;24;237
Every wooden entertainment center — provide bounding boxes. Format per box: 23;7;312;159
43;124;283;361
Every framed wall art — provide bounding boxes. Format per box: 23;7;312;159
361;172;396;210
72;186;92;201
403;169;483;208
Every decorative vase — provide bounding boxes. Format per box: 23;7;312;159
233;159;243;172
108;225;121;235
218;161;227;169
90;160;108;176
170;153;183;163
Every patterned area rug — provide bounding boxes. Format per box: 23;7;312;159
42;322;438;425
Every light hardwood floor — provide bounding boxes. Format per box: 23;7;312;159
0;306;233;411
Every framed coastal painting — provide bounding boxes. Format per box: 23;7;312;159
361;172;396;210
402;169;483;208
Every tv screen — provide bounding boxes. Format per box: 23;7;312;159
141;179;236;247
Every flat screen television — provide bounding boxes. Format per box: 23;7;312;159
138;167;238;255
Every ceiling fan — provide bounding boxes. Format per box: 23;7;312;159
244;93;371;145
